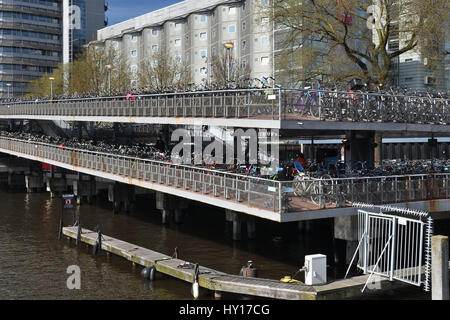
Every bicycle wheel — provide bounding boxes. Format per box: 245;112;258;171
293;176;307;197
309;98;321;119
309;181;321;205
320;174;335;203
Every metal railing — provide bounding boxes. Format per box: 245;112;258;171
0;136;448;215
1;89;448;125
281;173;450;212
0;136;282;212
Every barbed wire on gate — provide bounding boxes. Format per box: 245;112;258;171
352;202;429;218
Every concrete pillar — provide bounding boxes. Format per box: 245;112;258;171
344;131;375;169
431;235;449;300
8;172;26;191
232;220;242;241
334;215;359;265
299;221;313;233
305;221;313;233
73;176;96;205
162;209;173;225
156;192;188;224
108;182;135;213
125;123;133;145
113;200;121;214
374;132;382;168
25;175;44;193
46;176;67;197
226;210;245;241
113;123;120;143
0;172;8;186
247;217;256;240
174;209;184;224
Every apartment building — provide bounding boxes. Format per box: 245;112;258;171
92;0;274;88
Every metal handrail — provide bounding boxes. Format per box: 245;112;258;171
0;136;448;214
1;88;448;125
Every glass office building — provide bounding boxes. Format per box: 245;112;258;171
0;0;106;97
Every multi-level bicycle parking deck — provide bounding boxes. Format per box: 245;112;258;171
0;136;448;222
1;89;449;131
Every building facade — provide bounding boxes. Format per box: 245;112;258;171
92;0;274;88
0;0;106;97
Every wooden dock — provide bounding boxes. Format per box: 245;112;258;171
62;226;415;300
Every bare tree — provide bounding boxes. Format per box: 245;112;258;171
264;0;448;88
138;47;191;91
27;45;131;97
210;52;251;88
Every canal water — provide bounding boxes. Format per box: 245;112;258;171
0;189;438;300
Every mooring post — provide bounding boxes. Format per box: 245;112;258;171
431;235;449;300
58;203;63;240
76;220;81;246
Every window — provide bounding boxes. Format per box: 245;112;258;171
113;41;119;49
261;17;269;25
261;36;269;46
199;32;207;40
131;35;137;42
152;60;158;67
241;40;246;50
200;15;206;22
200;49;207;58
229;25;236;33
175;23;181;29
200;67;207;75
261;0;268;5
229;7;236;15
174;39;181;46
242;22;246;31
131;80;137;87
152;44;158;52
152;29;158;36
131;65;137;72
175;55;181;63
130;50;137;57
261;56;269;65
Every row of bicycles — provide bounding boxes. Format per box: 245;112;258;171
283;88;449;124
285;158;450;208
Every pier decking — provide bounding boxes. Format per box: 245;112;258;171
62;226;416;300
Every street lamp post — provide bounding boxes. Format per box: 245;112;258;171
106;64;112;96
49;77;55;100
6;83;11;99
224;43;234;84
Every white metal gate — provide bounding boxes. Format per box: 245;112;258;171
346;203;433;292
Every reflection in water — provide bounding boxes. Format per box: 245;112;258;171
0;189;437;300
